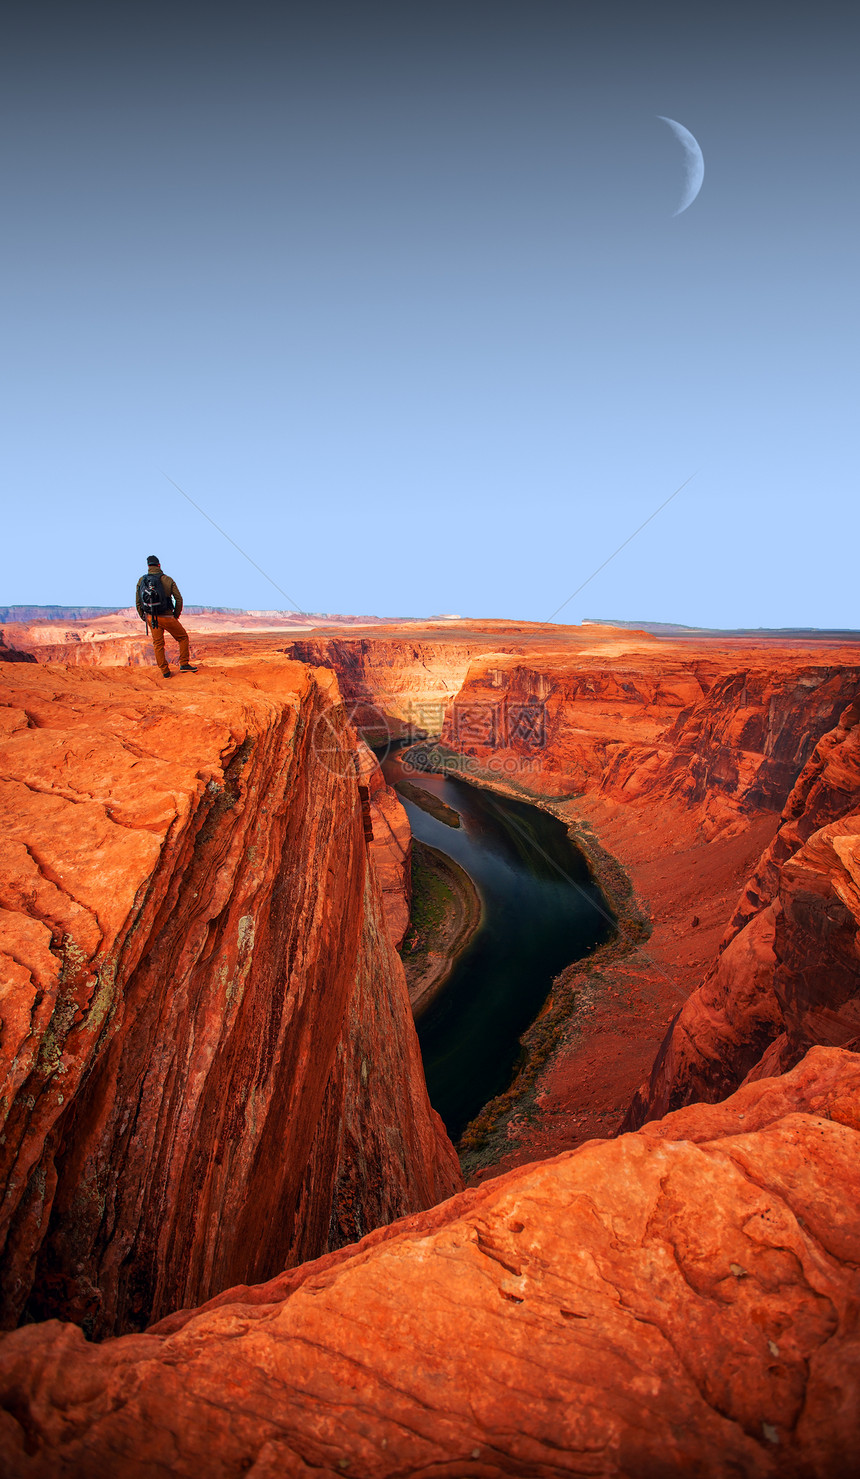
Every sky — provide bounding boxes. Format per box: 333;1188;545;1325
2;0;857;625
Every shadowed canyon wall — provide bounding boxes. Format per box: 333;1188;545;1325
357;740;412;950
626;698;860;1126
0;660;459;1338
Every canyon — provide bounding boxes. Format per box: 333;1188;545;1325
285;622;860;1168
1;615;859;1475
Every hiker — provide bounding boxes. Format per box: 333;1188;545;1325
135;556;197;677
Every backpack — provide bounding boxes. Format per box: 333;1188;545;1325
140;572;171;618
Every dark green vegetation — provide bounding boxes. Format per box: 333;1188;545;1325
403;841;457;955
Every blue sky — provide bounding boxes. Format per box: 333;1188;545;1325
2;1;857;625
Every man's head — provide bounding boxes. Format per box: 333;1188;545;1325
147;556;161;569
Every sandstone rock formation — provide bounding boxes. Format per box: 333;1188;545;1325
0;1046;858;1477
442;646;859;836
0;636;36;664
0;659;459;1338
283;632;498;740
627;700;860;1125
357;740;411;949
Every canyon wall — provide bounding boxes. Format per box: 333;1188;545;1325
1;1046;858;1477
0;615;153;667
282;626;859;838
626;699;860;1125
0;640;36;665
282;631;502;740
0;659;459;1338
357;741;412;950
440;646;860;835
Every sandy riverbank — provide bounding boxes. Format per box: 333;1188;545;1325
401;840;483;1018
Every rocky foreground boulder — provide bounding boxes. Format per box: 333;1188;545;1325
1;1046;858;1478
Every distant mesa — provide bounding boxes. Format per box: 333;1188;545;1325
585;617;860;640
0;606;407;629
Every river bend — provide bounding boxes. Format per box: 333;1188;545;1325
383;754;614;1141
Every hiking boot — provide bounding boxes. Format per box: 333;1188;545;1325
161;668;172;678
179;664;198;673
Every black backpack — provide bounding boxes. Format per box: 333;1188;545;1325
140;572;171;618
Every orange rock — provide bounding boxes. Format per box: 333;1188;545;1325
0;1047;858;1477
357;741;412;949
441;646;859;835
0;659;459;1336
628;701;860;1125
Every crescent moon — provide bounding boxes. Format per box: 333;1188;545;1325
658;116;704;215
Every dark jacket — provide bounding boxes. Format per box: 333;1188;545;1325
135;568;183;621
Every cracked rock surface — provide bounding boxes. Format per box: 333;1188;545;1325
0;1046;858;1477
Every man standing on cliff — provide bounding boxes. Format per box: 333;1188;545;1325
135;556;197;678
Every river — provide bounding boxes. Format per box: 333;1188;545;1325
382;752;614;1141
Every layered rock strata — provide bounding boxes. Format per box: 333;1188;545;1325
0;660;459;1338
0;1047;858;1477
627;700;860;1125
0;637;36;665
441;647;860;836
282;632;498;740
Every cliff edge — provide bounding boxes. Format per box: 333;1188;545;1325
0;659;460;1338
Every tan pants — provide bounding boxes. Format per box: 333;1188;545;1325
148;615;189;671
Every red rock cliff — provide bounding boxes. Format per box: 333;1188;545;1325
0;659;460;1338
442;645;859;834
356;741;411;950
626;699;860;1126
282;631;502;739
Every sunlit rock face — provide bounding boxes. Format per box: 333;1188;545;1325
0;1047;858;1478
627;701;860;1125
0;660;460;1338
442;647;859;833
0;622;858;1471
288;626;858;841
